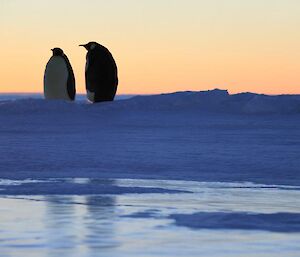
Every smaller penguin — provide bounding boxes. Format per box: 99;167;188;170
79;42;118;103
44;48;76;101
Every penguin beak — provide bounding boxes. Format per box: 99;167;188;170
79;44;88;50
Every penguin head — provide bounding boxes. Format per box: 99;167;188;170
79;42;98;51
51;48;64;56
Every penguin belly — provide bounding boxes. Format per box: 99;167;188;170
44;56;70;100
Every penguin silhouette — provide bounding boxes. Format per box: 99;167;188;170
44;48;76;101
79;42;118;102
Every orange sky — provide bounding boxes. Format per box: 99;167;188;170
1;0;300;94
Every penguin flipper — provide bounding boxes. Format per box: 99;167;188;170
63;55;76;100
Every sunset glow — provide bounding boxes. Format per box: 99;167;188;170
1;0;300;94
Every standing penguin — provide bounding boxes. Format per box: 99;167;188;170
79;42;118;102
44;48;76;101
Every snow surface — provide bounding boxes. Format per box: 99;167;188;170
0;89;299;185
0;89;300;256
170;212;300;233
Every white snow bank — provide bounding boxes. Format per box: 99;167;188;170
1;89;300;114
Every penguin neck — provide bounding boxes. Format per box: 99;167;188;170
53;54;65;57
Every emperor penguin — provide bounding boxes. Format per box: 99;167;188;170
44;48;76;101
79;42;118;103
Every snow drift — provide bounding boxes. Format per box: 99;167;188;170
0;89;300;114
122;89;300;114
0;89;300;186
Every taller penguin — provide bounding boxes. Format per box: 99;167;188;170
44;48;76;101
80;42;118;102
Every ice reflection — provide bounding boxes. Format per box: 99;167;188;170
44;196;119;253
84;196;119;250
0;179;300;257
44;196;78;253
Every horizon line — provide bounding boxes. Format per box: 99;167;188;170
0;89;300;97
